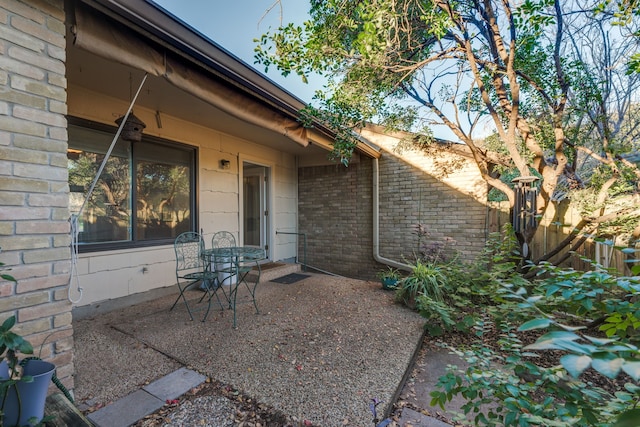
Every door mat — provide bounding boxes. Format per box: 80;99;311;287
270;273;310;284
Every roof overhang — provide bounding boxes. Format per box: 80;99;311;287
68;0;379;159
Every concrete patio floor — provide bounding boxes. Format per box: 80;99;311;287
72;272;428;426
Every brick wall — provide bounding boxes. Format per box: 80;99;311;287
298;139;488;281
0;0;73;390
377;148;488;265
298;159;378;278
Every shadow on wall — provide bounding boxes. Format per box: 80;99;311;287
298;140;489;281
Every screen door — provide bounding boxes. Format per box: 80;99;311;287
243;162;269;254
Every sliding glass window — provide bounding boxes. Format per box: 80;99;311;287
68;120;196;251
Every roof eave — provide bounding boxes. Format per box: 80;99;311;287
83;0;379;157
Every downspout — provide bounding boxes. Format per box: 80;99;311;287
373;158;412;272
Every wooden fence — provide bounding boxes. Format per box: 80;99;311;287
487;201;635;275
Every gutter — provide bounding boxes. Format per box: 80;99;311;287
84;0;379;158
373;158;412;272
88;0;302;114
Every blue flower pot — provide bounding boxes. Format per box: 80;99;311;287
1;359;55;426
381;278;398;290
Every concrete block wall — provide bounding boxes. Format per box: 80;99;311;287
0;0;73;390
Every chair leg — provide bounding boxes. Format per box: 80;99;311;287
170;279;198;321
231;281;239;329
238;263;260;314
201;278;226;322
217;282;229;306
251;262;261;313
219;269;239;328
218;274;235;309
200;279;212;322
211;278;226;311
248;279;259;314
198;278;222;306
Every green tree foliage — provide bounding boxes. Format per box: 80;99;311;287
596;1;640;73
256;0;640;259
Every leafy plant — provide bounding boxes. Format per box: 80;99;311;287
402;224;525;336
0;317;60;427
430;321;634;426
0;315;36;426
509;260;640;346
430;252;640;426
0;316;33;380
413;223;455;264
0;250;51;426
375;266;401;282
0;249;16;283
0;271;15;282
395;259;446;306
415;295;474;337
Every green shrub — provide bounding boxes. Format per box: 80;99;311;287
395;259;446;305
431;321;635;426
430;253;640;426
400;224;526;336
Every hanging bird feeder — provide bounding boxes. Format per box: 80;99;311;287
115;112;146;142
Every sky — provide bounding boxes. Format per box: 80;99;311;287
150;1;465;141
151;0;322;104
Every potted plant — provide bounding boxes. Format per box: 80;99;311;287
1;254;55;426
376;266;401;290
0;317;57;427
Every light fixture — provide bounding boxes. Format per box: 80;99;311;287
220;159;230;169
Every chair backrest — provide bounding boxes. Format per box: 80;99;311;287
174;231;205;272
211;231;236;249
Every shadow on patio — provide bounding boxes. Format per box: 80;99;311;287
72;272;425;426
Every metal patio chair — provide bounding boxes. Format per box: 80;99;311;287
210;231;240;300
210;231;238;290
170;231;224;321
211;231;262;327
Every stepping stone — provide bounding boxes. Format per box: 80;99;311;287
143;367;206;401
87;390;163;427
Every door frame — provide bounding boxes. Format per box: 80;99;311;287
239;155;272;261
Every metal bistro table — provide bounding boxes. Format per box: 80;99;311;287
202;246;265;327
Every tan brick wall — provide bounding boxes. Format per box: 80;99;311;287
298;136;489;281
298;159;379;278
376;147;488;265
0;0;72;390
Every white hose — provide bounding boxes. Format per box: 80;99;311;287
67;73;149;304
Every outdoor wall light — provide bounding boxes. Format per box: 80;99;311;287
220;159;231;169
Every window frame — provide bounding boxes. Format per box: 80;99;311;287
68;116;199;253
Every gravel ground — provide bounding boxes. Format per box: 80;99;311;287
73;273;425;426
